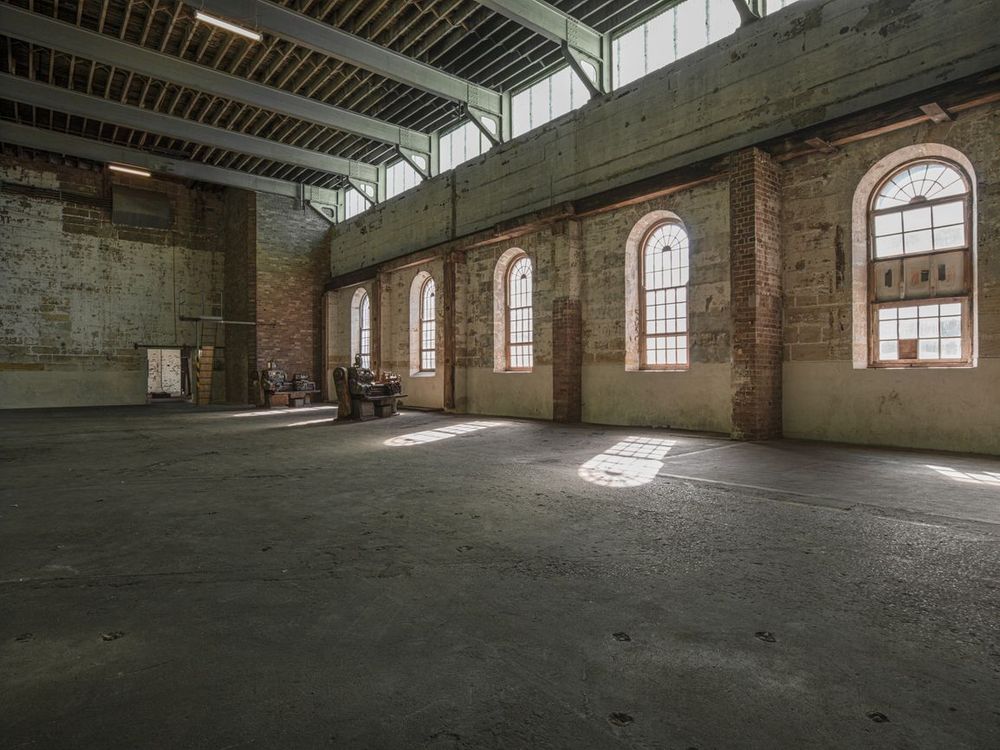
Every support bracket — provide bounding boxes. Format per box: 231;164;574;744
396;147;432;179
308;200;339;224
465;105;503;147
348;178;378;206
731;0;761;26
562;41;608;99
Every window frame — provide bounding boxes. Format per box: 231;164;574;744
505;253;534;372
866;158;973;368
357;290;371;369
639;220;690;371
419;277;436;373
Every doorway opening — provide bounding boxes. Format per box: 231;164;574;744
146;348;189;401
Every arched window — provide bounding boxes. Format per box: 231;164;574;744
868;159;973;365
351;289;371;368
419;277;436;372
506;254;534;371
640;221;690;369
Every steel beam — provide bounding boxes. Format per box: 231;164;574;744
0;4;431;153
199;0;503;116
474;0;608;95
0;121;341;204
0;73;379;184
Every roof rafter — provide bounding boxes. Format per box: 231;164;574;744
472;0;608;94
0;4;432;154
199;0;503;115
0;73;380;183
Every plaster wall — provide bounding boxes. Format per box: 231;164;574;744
0;157;224;408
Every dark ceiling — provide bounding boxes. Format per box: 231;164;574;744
0;0;669;190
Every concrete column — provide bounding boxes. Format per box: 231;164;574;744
551;220;584;423
729;148;783;439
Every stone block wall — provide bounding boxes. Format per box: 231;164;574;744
780;106;1000;453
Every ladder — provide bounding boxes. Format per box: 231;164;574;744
194;320;219;406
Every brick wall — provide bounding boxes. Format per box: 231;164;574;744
0;155;225;408
552;297;582;423
254;195;332;386
730;148;783;440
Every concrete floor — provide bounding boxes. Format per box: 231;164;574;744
1;405;998;749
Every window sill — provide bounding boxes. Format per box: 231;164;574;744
408;371;437;378
494;369;534;374
869;361;975;369
626;366;690;373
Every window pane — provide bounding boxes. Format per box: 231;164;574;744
933;225;965;249
903;229;933;253
874;213;902;236
511;90;531;137
940;316;961;337
941;338;962;358
902;206;932;231
932;200;964;226
615;26;646;86
675;0;708;59
875;234;903;258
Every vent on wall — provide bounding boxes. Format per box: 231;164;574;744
112;186;171;229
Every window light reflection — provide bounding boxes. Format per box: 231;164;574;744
280;417;337;428
385;421;504;446
229;406;337;418
579;436;675;487
927;465;1000;486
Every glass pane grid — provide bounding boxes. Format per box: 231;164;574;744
358;294;371;369
875;162;967;210
642;224;689;368
876;302;963;362
507;256;533;369
873;199;966;258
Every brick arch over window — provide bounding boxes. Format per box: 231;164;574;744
493;247;533;372
851;144;978;368
350;286;372;369
625;209;687;371
408;270;436;375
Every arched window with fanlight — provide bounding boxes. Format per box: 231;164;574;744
506;254;534;371
352;289;371;369
419;277;436;372
640;221;690;369
868;159;973;366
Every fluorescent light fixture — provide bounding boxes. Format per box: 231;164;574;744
108;164;151;177
194;10;262;42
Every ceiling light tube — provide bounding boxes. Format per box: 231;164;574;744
108;164;152;177
194;10;263;42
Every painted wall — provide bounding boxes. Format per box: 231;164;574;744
780;107;1000;453
0;157;224;408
